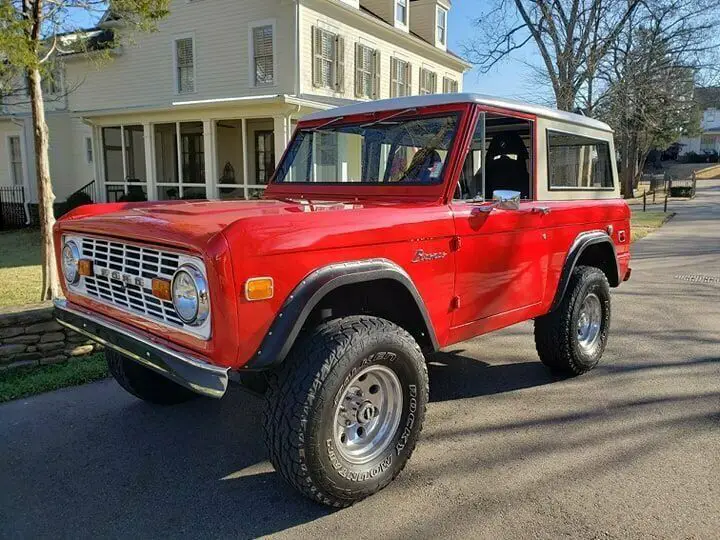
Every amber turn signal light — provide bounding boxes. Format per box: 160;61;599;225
245;277;274;301
152;278;172;301
78;259;94;277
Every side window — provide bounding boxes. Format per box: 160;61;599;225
547;131;613;189
456;113;533;201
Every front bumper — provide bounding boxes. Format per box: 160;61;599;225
54;299;229;398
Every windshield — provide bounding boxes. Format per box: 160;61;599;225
274;113;460;184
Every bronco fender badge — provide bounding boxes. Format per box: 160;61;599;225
412;249;447;263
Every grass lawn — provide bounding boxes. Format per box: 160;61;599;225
631;210;674;242
0;229;42;308
0;353;107;403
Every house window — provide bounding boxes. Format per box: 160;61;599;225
419;68;437;95
154;122;207;200
252;24;274;86
390;57;411;97
355;44;379;99
443;76;459;93
395;0;407;26
41;64;62;95
312;27;344;91
85;137;93;163
102;125;148;202
547;131;613;189
8;136;23;186
436;7;447;45
174;37;195;94
255;131;275;183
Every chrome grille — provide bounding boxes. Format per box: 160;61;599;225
66;235;211;337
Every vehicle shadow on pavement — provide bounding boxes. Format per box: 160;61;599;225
427;349;558;402
0;383;334;538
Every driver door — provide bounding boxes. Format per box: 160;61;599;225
451;112;549;329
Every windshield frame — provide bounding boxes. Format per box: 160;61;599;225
265;102;474;201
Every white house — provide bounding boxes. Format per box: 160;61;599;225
0;0;468;210
677;87;720;156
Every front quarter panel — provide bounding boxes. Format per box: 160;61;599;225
221;204;457;369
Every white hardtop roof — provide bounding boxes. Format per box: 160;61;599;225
302;93;612;132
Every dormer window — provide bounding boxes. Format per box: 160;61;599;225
395;0;408;27
436;7;447;46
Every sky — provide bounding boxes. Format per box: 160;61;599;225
448;0;552;104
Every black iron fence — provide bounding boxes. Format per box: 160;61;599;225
0;186;27;230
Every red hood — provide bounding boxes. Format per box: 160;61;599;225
56;197;452;255
57;199;330;251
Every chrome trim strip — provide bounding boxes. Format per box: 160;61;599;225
54;299;228;398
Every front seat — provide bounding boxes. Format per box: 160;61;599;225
485;132;530;199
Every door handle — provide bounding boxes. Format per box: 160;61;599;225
532;206;551;215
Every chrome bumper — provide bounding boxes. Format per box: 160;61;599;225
54;299;229;398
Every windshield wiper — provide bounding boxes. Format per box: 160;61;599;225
360;108;417;128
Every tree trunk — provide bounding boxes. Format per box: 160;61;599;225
27;68;60;301
621;137;635;198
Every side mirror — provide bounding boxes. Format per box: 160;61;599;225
492;190;521;210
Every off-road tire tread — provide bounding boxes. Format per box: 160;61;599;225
534;265;610;375
263;315;428;507
106;349;197;405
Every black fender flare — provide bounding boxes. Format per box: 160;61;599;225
550;231;620;312
243;258;439;370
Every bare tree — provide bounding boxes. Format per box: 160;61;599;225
464;0;641;111
0;0;169;301
595;0;719;196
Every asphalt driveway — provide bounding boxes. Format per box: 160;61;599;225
1;182;718;539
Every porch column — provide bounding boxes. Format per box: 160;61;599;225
202;119;217;199
273;114;290;166
241;118;249;199
94;125;106;203
143;123;156;200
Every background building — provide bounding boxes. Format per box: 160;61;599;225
0;0;468;211
677;87;720;158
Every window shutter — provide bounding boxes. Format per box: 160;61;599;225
312;26;322;87
176;37;195;93
390;57;397;97
431;71;437;94
373;49;381;99
354;43;363;97
406;62;412;96
335;35;345;92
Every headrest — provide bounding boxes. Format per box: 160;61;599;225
487;132;529;160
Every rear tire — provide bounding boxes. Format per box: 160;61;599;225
534;265;611;375
106;349;198;405
263;316;428;507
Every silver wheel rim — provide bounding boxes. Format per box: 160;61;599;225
332;364;403;466
577;293;602;353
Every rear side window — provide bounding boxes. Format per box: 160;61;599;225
547;131;613;189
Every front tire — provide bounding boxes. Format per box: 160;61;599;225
106;349;198;405
534;265;611;375
263;316;428;507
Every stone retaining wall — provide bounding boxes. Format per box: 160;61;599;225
0;303;101;371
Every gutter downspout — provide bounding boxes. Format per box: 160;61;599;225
294;0;300;97
9;116;32;225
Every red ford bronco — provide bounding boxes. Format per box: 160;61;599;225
54;94;631;507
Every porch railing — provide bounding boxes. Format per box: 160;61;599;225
70;180;97;203
0;186;27;230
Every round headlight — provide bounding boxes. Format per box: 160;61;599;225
171;264;209;325
62;241;80;285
